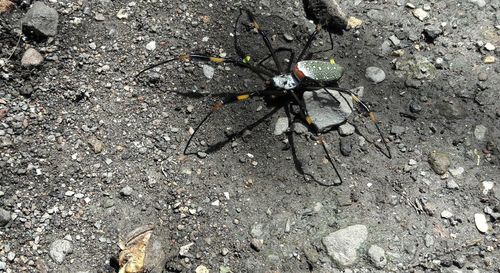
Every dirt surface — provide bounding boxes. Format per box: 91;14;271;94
1;0;500;272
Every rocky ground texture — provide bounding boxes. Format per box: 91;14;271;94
1;0;499;272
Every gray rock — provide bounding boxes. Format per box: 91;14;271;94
303;89;353;133
412;8;428;21
88;136;104;154
302;0;348;32
428;151;450;175
274;117;289;135
340;137;352;156
21;48;44;66
202;65;214;79
322;224;368;266
49;239;73;264
390;125;405;136
0;261;5;270
120;186;133;196
365;67;386;84
338;123;355;136
423;26;443;42
0;208;10;226
468;0;486;8
22;1;59;40
446;179;459;189
474;125;487;140
368;245;387;269
437;102;465;120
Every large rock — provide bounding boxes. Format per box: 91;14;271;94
303;88;353;133
22;1;59;41
322;224;368;266
303;0;348;33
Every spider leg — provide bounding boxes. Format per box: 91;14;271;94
297;24;322;62
257;47;296;74
314;86;392;159
184;89;286;155
239;8;283;73
285;89;344;185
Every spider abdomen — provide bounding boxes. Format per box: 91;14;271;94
293;60;344;84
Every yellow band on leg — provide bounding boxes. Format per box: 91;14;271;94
237;94;250;101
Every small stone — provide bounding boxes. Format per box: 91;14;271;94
274;117;289;135
120;186;133;196
195;265;210;273
338;123;355;136
94;13;105;21
179;243;193;256
389;35;400;46
365;67;386;84
474;125;487;140
449;167;464;178
21;48;44;66
428;151;450;175
441;210;453;219
482;181;494;195
0;0;14;13
203;65;215;79
116;9;128;19
322;225;368;266
409;100;422;113
368;245;387;269
211;200;220;206
474;213;488;233
187;105;194;113
484;43;496;51
283;33;294;41
423;26;442;42
197;152;207;159
412;8;428;21
406;3;415;8
0;208;11;226
483;56;495;64
390;125;405;136
446;179;459;189
146;41;156;51
49;239;73;264
424;234;434;247
250;238;263;251
340;138;352;156
347;16;362;29
478;72;488;81
88;136;104;153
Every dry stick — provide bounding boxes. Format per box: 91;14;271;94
3;22;22;66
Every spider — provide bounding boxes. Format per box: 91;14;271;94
136;8;392;185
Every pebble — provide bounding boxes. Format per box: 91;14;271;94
197;152;207;159
94;13;105;21
322;224;368;266
88;136;104;153
116;9;128;19
478;72;488;81
484;43;496;51
283;33;294;41
120;186;133;196
338;123;355;136
449;167;464;178
347;16;363;29
441;210;453;219
340;138;352;156
21;48;44;66
179;243;193;256
303;89;353;132
195;265;210;273
368;245;387;269
412;8;428;21
482;181;494;195
250;238;264;251
146;41;156;51
474;213;488;233
0;208;11;226
428;151;450;175
468;0;486;8
483;56;495;64
49;239;73;264
274;117;289;135
390;125;405;136
446;179;459;189
409;100;422;113
473;125;487;140
389;35;400;46
365;67;386;84
202;65;215;79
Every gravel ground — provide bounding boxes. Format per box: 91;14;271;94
1;0;499;272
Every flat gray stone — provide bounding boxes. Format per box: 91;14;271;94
322;224;368;266
338;123;355;136
22;1;59;40
202;65;214;79
365;66;386;83
49;239;73;264
474;125;487;140
274;117;289;135
0;208;11;226
303;88;353;133
368;245;387;269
